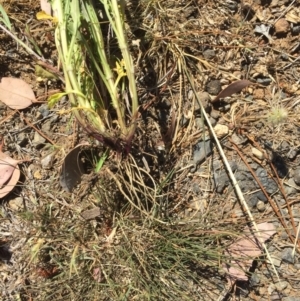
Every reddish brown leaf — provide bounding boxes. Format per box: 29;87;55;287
0;152;20;187
223;222;276;281
0;167;20;198
0;77;35;109
212;80;252;103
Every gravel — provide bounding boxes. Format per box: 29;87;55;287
281;248;294;264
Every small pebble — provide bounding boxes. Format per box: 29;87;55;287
256;200;265;212
288;149;297;160
42;120;52;132
291;25;300;35
213;124;229;139
252;147;264;160
8;197;23;211
192;139;212;167
206;79;221;95
203;49;215;60
281;247;294;264
33;132;46;146
256;77;272;86
16;133;27;146
210;109;220;119
41;152;56;169
274;18;290;34
284;178;297;196
231;133;247;145
249;273;260;286
293;167;300;186
195;92;211;112
209;117;217;126
38;104;50;117
195;117;203;129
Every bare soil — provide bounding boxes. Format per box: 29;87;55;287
1;0;300;300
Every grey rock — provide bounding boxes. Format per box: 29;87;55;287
203;49;215;60
294;263;300;270
192;183;201;194
256;167;267;178
229;161;238;172
38;104;50;117
255;190;267;202
195;92;211;112
247;195;259;207
192;140;212;167
291;25;300;35
33;132;46;147
41;152;56;169
256;77;272;86
195;117;204;129
16;132;27;146
284;178;298;196
249;273;260;286
210;109;220;119
293;167;300;186
231;133;247;145
288;149;297;160
214;172;230;193
206;80;221;95
281;248;294;263
209;116;217;126
42;120;51;132
265;179;278;195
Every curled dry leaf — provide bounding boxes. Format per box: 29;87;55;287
60;142;89;192
0;77;35;109
212;80;252;103
223;222;276;282
0;149;22;198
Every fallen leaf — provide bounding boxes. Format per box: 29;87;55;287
212;80;252;103
254;24;274;43
36;10;58;23
60;143;89;192
0;147;22;198
40;0;52;16
223;222;276;281
35;65;58;80
0;152;20;187
0;77;35;109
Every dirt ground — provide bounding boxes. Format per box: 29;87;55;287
1;0;300;300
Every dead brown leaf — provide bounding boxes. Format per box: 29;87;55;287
0;77;35;109
60;142;89;192
212;80;252;103
223;222;276;281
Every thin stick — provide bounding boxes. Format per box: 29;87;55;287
183;64;281;285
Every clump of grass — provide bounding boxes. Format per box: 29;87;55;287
266;89;289;125
267;106;288;125
18;202;237;301
50;0;138;154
